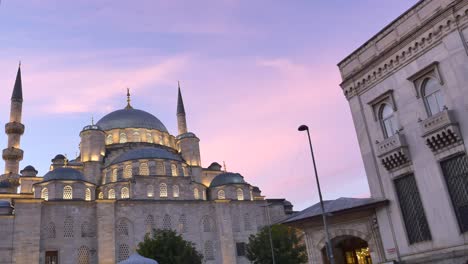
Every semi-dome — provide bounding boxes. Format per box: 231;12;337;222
210;172;247;187
96;108;168;132
109;147;183;166
43;167;85;181
117;253;158;264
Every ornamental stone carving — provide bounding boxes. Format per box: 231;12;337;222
420;110;463;154
376;133;411;171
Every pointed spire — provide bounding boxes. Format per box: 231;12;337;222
11;62;23;102
177;81;186;115
125;87;133;109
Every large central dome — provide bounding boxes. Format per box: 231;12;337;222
96;108;168;132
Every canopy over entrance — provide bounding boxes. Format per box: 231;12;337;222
322;235;372;264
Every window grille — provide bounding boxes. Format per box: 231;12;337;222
145;215;155;235
41;188;48;201
204;240;214;260
146;133;153;143
194;188;200;200
119;133;127;144
64;217;74;238
121;187;129;199
63;185;73;200
81;221;95;237
162;214;172;230
147;185;154;198
118;244;130;262
236;242;246;256
441;154;468;232
237;188;244;201
171;164;178;176
85;188;91;201
123;165;132;178
394;174;431;244
133;131;140;142
112;168;118;182
244;213;252;231
106;134;113;145
77;246;90;264
156;161;165;175
116;219;129;236
98;192;103;199
139;163;149;176
45;222;56;239
160;183;168;198
202;216;212;232
108;189;116;199
217;190;225;200
178;214;187;233
173;185;180;198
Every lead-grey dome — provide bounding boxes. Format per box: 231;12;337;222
43;167;85;181
210;172;247;187
117;253;158;264
96;108;168;132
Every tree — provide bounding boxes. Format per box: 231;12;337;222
137;229;203;264
246;224;308;264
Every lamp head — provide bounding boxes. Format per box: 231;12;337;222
298;125;309;131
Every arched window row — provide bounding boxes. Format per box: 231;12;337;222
104;130;176;148
105;161;191;182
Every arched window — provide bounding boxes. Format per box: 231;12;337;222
204;240;214;260
422;78;445;116
116;219;129;236
119;133;127;144
85;188;91;201
171;164;178;176
112;168;118;182
380;104;397;138
106;134;113;145
159;136;163;145
133;131;141;142
156;161;165;175
202;216;212;232
77;246;90;264
202;190;206;200
118;244;130;262
237;188;244;201
98;192;103;199
64;217;74;238
146;133;153;143
178;214;187;233
45;222;56;238
139;162;149;176
108;189;116;199
194;188;200;200
145;215;155;234
121;187;129;199
160;183;168;198
123;165;132;178
182;166;187;176
162;214;172;230
41;188;48;201
63;185;73;200
147;185;154;198
217;190;225;200
173;185;180;198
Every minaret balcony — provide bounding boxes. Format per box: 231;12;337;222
420;109;463;154
5;122;24;135
376;133;411;171
2;148;23;161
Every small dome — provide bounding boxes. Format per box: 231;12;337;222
117;253;158;264
82;124;102;131
20;165;38;177
97;108;168;132
210;172;247;187
109;147;183;166
207;162;222;171
53;154;66;160
176;132;197;140
43;167;85;182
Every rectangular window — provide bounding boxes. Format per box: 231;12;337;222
441;154;468;232
45;251;58;264
394;174;431;244
236;242;246;257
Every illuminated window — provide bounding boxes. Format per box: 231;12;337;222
123;165;132;178
77;246;90;264
178;214;187;233
156;161;165;175
121;187;129;199
98;192;103;199
106;134;113;145
171;164;178;176
380;104;397;138
146;133;153;143
173;185;180;198
204;240;214;260
118;244;130;262
108;189;116;199
45;222;56;238
41;188;48;201
145;215;155;234
85;188;91;201
422;78;445;116
217;190;225;200
112;168;118;182
194;188;200;200
133;131;140;142
160;183;168;198
63;185;73;200
237;188;244;201
202;216;212;232
202;190;206;200
64;217;74;238
119;133;127;144
139;162;149;176
147;185;154;197
182;166;187;176
162;214;171;229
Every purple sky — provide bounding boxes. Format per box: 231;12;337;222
0;1;418;210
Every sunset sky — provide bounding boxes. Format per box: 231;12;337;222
0;1;418;210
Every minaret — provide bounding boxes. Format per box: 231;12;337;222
2;63;25;179
177;81;188;135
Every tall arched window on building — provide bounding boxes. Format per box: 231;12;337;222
123;165;132;178
204;240;214;260
139;162;149;176
202;216;212;232
178;214;188;233
146;133;153;143
118;244;130;262
77;246;90;264
119;133;127;144
156;161;165;175
64;217;74;238
193;188;200;200
121;187;130;199
160;183;168;198
112;168;118;182
133;131;141;142
41;187;48;201
85;188;91;201
173;185;180;198
422;78;445;116
108;189;116;199
147;185;154;198
45;222;56;238
63;185;73;200
106;134;113;145
162;214;172;230
380;104;397;138
217;190;225;200
171;164;178;176
237;188;244;201
145;215;155;234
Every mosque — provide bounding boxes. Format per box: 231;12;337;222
0;66;293;264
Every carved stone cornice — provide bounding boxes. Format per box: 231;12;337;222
376;133;411;171
420;109;463;154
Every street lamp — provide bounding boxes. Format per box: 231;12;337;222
298;124;335;264
261;203;276;264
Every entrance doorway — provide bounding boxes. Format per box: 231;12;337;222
45;251;58;264
322;236;372;264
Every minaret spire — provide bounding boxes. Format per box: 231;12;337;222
11;62;23;103
177;81;188;135
125;87;133;109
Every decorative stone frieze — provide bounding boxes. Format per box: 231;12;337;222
5;122;24;135
376;133;411;171
420;110;463;153
2;148;24;161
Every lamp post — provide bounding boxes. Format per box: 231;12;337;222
261;203;276;264
298;124;335;264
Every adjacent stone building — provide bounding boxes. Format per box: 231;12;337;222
0;68;293;264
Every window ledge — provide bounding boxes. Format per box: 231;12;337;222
376;133;411;171
420;110;464;154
